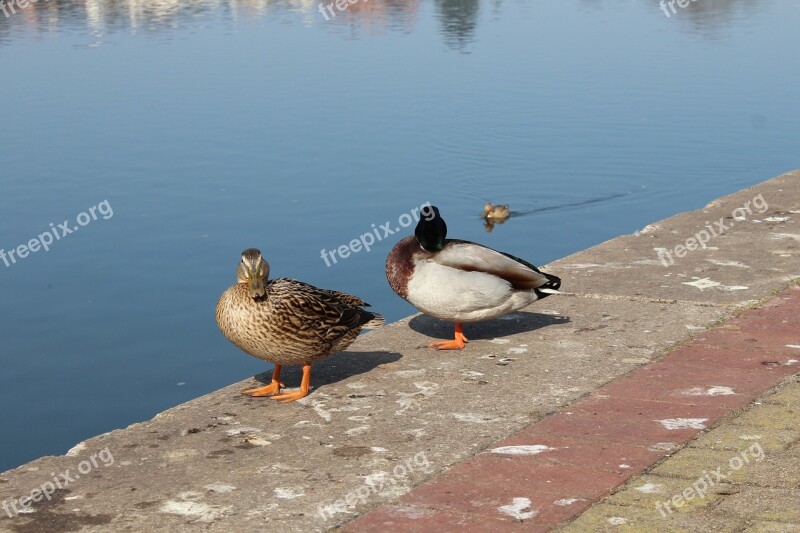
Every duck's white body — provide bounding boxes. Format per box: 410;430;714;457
406;256;541;322
387;237;558;323
385;205;561;350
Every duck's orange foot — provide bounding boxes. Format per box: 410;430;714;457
429;332;468;350
242;380;285;397
270;389;310;403
270;362;312;404
429;323;469;350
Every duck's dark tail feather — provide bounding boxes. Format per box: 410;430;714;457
361;313;385;329
535;273;561;299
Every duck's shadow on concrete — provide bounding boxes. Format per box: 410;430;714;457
248;350;402;390
409;311;571;341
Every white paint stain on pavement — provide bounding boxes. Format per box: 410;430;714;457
204;483;236;493
274;487;305;499
160;501;232;522
488;445;556;455
225;426;262;437
161;492;232;523
635;482;665;494
649;442;678;452
682;278;748;291
771;233;800;242
396;382;439;415
498;497;538;520
453;413;504;424
658;418;708;430
554;498;582;506
345;426;371;437
681;386;735;396
705;259;750;269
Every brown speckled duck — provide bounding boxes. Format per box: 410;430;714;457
216;248;383;403
482;202;510;221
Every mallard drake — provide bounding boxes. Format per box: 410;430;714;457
482;202;510;221
216;248;383;403
386;206;560;350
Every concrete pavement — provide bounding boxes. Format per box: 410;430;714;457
346;283;800;531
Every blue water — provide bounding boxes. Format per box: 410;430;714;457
1;0;798;472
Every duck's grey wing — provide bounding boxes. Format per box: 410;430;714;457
432;240;550;290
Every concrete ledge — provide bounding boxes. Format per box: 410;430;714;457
0;169;798;532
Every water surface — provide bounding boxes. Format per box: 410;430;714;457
1;0;799;471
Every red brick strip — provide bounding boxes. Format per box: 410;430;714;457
342;286;800;531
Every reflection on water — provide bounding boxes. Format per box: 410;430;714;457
0;0;777;47
434;0;479;51
318;0;419;36
0;0;315;38
653;0;776;37
0;0;426;43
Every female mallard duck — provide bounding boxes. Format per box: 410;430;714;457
482;202;510;221
386;206;560;350
216;248;383;403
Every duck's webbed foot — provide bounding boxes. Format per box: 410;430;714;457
242;364;285;397
429;323;468;350
271;363;312;403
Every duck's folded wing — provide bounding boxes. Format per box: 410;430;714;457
318;288;370;308
432;240;550;290
277;281;372;341
283;279;370;308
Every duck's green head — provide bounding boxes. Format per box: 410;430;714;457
415;205;447;252
237;248;270;298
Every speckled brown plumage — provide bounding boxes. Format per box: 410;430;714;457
217;248;383;402
216;278;382;366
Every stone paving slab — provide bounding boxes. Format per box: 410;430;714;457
344;284;800;531
687;424;800;453
0;169;798;533
561;502;748;532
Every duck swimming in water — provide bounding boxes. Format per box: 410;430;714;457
482;202;510;221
